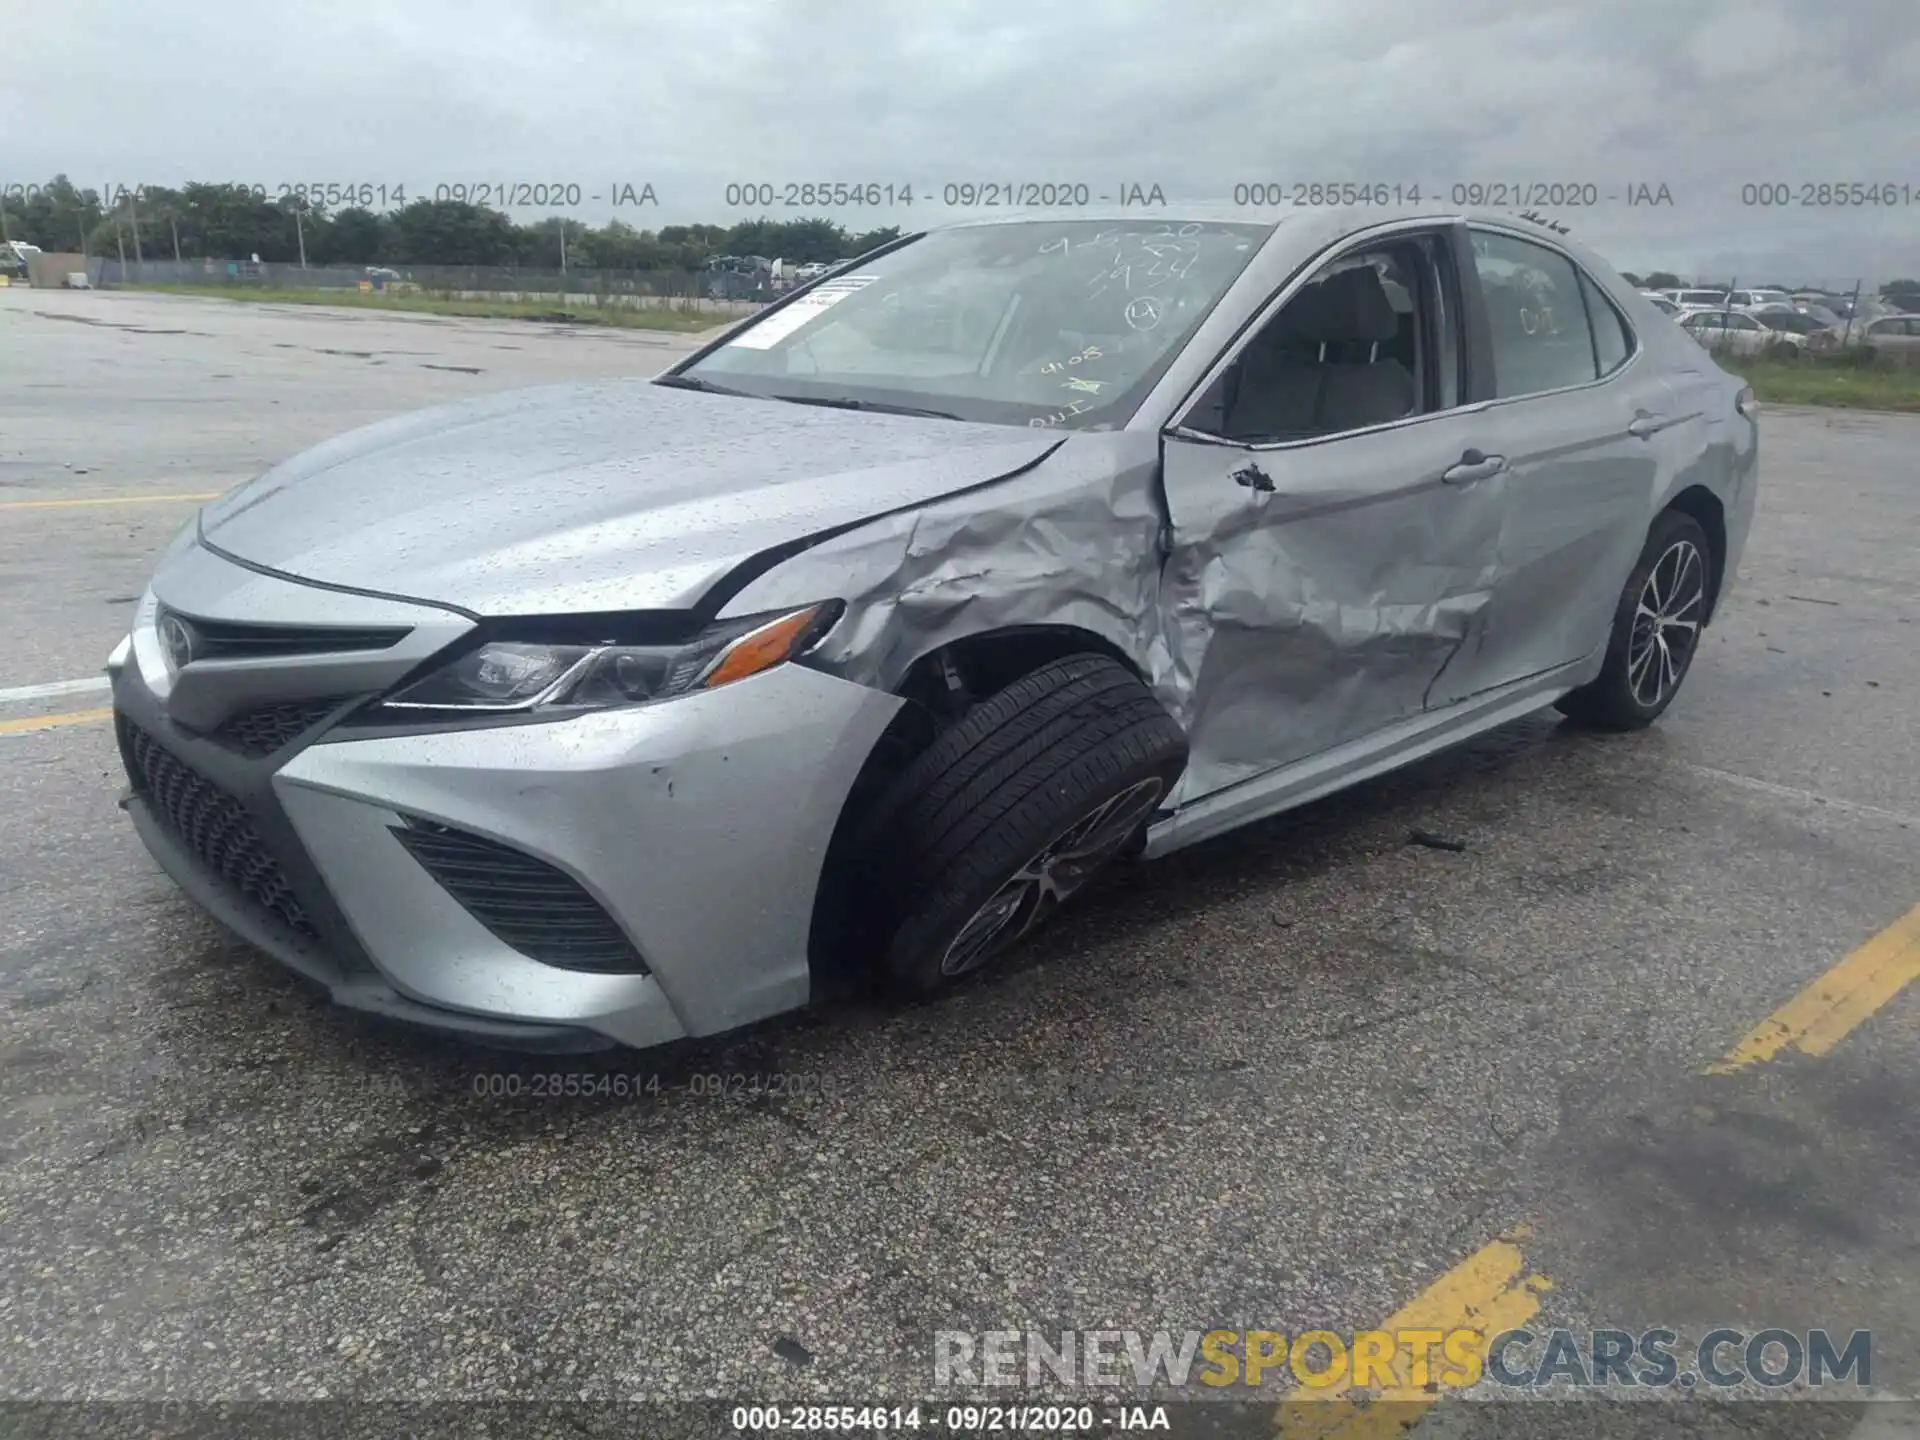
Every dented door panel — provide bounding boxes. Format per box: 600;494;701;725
1158;415;1509;808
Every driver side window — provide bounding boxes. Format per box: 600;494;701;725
1188;235;1455;444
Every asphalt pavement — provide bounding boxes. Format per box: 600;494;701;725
1;289;1915;1436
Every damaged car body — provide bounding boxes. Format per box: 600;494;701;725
108;209;1758;1051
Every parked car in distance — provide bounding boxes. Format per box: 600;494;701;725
1680;308;1806;354
1662;288;1731;314
1751;311;1820;341
1785;302;1844;329
791;261;834;283
1;239;41;279
1725;288;1793;311
108;208;1757;1051
1640;292;1682;317
1749;307;1828;337
1842;314;1920;357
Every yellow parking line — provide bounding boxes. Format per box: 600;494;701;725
0;707;113;735
1274;1234;1552;1438
0;491;220;511
1708;903;1920;1073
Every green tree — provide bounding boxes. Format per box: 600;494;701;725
157;183;305;262
1880;278;1920;310
6;173;925;273
1642;271;1681;290
659;223;729;249
2;175;106;253
387;200;518;266
847;225;902;255
721;217;852;263
313;207;387;265
576;221;688;271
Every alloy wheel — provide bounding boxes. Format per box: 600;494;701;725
1626;538;1705;709
938;776;1165;977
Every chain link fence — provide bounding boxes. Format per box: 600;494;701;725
92;259;767;313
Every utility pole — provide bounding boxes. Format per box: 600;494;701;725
559;221;567;275
127;190;143;265
171;217;181;263
1842;279;1862;347
294;200;308;269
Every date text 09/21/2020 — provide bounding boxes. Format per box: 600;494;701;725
23;177;1920;212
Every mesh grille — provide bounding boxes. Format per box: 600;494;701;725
393;821;647;973
212;698;347;757
120;717;316;936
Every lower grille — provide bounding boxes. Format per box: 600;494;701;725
393;820;647;973
213;697;348;757
120;717;317;936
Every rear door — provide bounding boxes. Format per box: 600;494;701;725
1428;227;1665;704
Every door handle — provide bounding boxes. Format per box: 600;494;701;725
1441;450;1506;485
1627;414;1670;438
1232;462;1275;494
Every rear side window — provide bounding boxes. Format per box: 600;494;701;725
1470;230;1598;398
1580;273;1633;376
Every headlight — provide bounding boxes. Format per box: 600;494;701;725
379;602;842;716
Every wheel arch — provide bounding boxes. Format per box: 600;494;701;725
1664;483;1728;623
805;624;1168;992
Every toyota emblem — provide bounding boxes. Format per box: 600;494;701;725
159;612;197;671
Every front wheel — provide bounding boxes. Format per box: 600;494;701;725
861;654;1188;997
1557;509;1712;730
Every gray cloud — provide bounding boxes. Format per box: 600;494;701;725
4;0;1915;280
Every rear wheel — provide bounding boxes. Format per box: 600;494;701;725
1557;509;1712;730
859;654;1187;997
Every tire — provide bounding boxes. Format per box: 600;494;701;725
860;654;1188;997
1556;509;1713;730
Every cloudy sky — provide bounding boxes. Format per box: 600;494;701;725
7;0;1917;281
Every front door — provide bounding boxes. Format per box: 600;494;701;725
1157;226;1511;807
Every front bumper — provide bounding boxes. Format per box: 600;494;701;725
112;552;901;1051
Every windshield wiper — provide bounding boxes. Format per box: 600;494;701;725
765;394;964;422
652;373;757;398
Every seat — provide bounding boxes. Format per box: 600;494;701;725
1225;266;1415;439
1310;267;1417;432
1226;309;1325;439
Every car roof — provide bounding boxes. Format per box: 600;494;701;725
921;204;1632;259
933;202;1591;226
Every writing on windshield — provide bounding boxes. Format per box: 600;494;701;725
683;220;1266;429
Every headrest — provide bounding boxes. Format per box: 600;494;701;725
1275;265;1400;345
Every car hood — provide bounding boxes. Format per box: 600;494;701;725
199;378;1064;615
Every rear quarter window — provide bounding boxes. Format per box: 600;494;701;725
1469;230;1599;398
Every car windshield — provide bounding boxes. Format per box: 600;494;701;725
675;219;1270;429
1759;311;1821;333
1679;291;1728;305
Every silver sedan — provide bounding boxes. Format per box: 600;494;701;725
110;209;1758;1051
